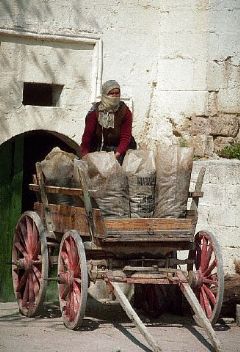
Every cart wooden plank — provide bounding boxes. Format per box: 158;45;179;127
101;233;193;242
34;202;105;237
29;183;202;199
104;215;195;232
30;184;85;197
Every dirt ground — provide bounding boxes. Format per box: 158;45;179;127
0;299;239;352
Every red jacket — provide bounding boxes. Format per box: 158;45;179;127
80;103;133;157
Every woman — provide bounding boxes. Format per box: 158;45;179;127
80;80;136;162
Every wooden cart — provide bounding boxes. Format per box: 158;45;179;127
12;163;224;351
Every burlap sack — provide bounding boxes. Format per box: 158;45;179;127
41;147;79;205
122;150;156;218
154;145;193;218
84;152;129;218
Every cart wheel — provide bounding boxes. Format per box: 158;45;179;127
12;211;48;317
58;230;88;330
188;230;224;324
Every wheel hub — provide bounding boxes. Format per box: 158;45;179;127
188;270;203;288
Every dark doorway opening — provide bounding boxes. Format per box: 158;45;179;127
22;131;77;212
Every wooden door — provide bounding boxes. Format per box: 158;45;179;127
0;135;23;301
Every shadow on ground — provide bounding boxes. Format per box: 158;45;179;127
0;296;231;352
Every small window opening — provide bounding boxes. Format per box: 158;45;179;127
22;82;63;106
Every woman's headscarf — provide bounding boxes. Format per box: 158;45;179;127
98;80;120;129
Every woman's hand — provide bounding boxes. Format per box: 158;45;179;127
115;152;121;159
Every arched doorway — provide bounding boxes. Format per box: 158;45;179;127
0;130;78;301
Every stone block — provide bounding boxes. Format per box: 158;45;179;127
207;61;228;91
157;58;194;90
158;8;207;33
218;87;240;113
153;90;208;116
217;227;240;248
207;203;238;227
199;184;226;205
209;114;239;137
235;124;240;142
191;134;214;157
218;33;240;58
190;115;210;136
207;91;219;117
193;59;208;90
208;9;240;34
158;33;207;60
214;136;234;152
222;247;240;275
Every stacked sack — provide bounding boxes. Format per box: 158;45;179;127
122;150;156;218
154;145;194;218
79;152;130;218
40;147;80;205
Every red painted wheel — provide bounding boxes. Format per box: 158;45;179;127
58;230;88;330
12;211;48;317
188;230;224;324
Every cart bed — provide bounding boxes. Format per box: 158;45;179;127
34;202;196;243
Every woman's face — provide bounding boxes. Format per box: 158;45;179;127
107;88;120;97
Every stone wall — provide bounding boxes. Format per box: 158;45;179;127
0;1;239;274
184;2;240;156
191;159;240;274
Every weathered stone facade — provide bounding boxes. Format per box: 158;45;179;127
0;0;239;151
191;159;240;274
0;1;240;275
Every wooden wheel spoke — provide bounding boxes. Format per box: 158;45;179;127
201;286;213;319
203;277;218;286
22;277;30;307
16;271;28;292
203;244;213;273
16;228;28;255
72;251;80;273
28;272;35;304
61;250;70;268
32;221;39;249
69;291;75;321
32;265;41;283
25;217;34;253
73;260;80;277
195;243;201;269
32;269;40;297
73;281;81;295
73;292;80;315
200;236;208;270
202;284;216;306
19;221;27;240
32;241;41;260
69;238;79;272
14;241;27;258
60;284;70;300
203;259;217;277
64;239;73;268
73;288;80;312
